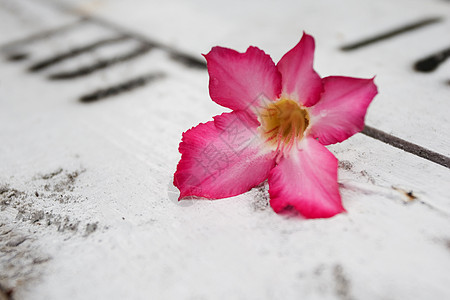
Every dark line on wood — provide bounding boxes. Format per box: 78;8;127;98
48;44;152;80
0;18;88;52
28;35;129;72
169;52;206;69
6;53;28;61
414;46;450;72
15;2;206;70
361;125;450;169
79;72;165;102
89;17;207;69
341;17;442;51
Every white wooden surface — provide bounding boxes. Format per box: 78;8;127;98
1;0;449;299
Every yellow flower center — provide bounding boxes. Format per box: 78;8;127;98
259;99;310;151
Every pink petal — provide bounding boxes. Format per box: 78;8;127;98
203;46;281;114
276;33;323;107
174;111;276;200
268;137;345;218
309;76;378;145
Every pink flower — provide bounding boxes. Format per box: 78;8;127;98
174;33;378;219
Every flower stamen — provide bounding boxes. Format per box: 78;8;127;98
259;99;309;151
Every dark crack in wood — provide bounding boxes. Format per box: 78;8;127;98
0;18;88;52
362;125;450;169
28;35;130;72
48;44;152;80
341;17;442;51
169;52;206;69
6;53;28;61
79;72;165;102
88;16;207;69
414;46;450;72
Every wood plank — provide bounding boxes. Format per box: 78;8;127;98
1;0;449;299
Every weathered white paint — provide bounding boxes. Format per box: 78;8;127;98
1;0;449;299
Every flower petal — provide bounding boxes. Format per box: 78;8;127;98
276;33;323;107
203;46;281;114
309;76;378;145
268;137;345;218
174;111;276;200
